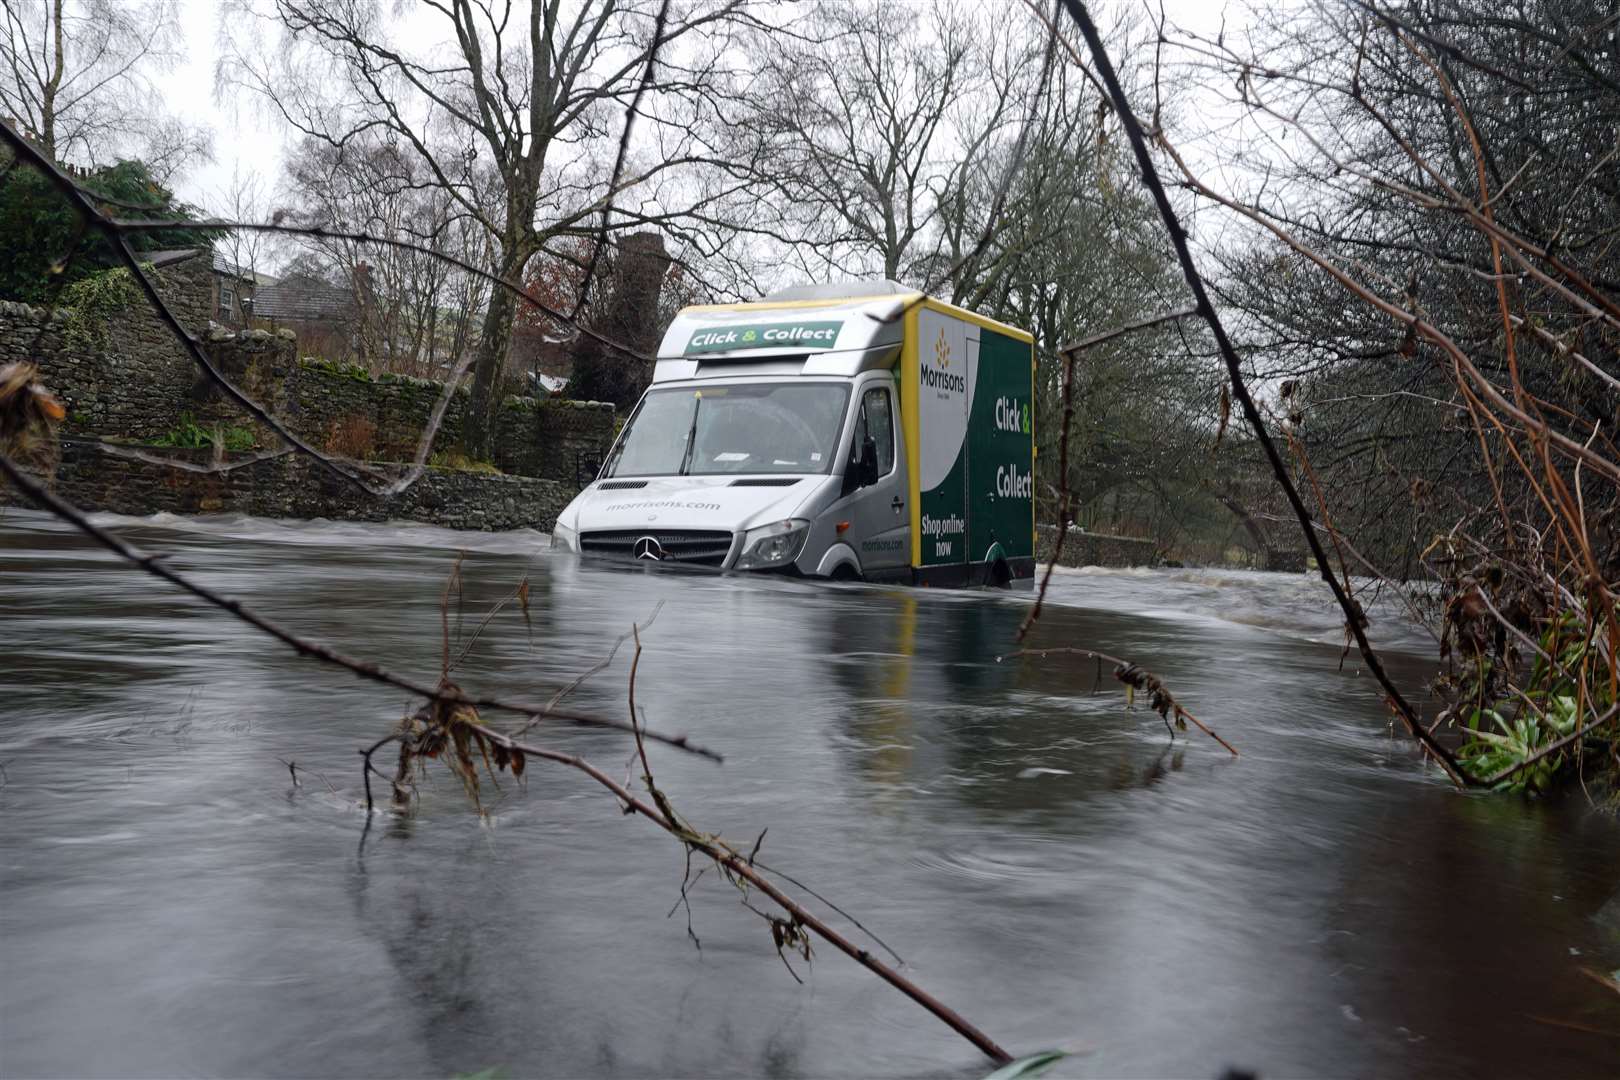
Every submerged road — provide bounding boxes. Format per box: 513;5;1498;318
2;509;1617;1078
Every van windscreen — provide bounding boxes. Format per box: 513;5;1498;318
605;382;850;477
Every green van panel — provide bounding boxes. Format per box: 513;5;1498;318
968;328;1034;562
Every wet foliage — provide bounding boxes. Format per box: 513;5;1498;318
1438;548;1618;795
1114;661;1188;737
388;687;525;814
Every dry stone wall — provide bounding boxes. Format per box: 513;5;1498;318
1;292;201;444
42;439;573;532
283;359;613;478
0;256;615;531
494;397;615;485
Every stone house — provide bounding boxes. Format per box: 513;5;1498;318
250;271;358;357
133;247;276;329
212;253;276;328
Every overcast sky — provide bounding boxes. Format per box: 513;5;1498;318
157;0;282;212
155;0;1249;217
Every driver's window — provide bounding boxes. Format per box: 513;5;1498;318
852;386;895;477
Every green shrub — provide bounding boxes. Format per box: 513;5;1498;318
60;266;148;349
0;158;220;303
151;412;257;452
1457;611;1614;793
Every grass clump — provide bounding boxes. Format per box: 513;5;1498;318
429;449;501;474
151;412;256;452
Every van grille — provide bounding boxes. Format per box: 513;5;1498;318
579;529;734;567
596;480;648;490
730;478;801;487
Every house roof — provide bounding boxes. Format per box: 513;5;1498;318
140;248;207;269
251;272;354;322
212;252;277;285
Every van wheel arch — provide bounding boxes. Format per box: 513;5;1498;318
982;542;1012;588
815;542;864;581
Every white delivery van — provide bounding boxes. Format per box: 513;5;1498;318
549;281;1035;587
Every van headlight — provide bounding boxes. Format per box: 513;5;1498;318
734;518;810;570
550;520;578;552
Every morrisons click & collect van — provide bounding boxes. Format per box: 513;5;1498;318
549;281;1035;587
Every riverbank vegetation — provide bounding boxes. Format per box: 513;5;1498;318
1161;0;1619;798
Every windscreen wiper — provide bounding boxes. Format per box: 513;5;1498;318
677;391;702;475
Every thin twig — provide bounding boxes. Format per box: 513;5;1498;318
513;602;665;737
466;720;1014;1064
1052;305;1200;356
1058;0;1466;785
1018;306;1199;642
1001;645;1239;756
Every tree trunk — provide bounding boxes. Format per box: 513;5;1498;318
463;274;520;460
40;0;65;159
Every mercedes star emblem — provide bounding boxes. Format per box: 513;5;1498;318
633;536;664;561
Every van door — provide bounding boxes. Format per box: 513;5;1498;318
839;381;909;577
913;307;971;579
967;326;1035;574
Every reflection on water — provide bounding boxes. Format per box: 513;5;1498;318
2;509;1618;1078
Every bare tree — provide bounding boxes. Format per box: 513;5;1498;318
224;0;769;458
0;0;209;176
210;163;274;283
731;1;1220;542
733;0;1033;285
1116;0;1620;788
280;134;493;377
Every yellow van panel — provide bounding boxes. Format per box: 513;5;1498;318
902;302;923;567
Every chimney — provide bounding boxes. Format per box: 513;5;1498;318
605;233;671;355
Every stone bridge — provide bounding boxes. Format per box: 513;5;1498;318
1208;475;1313;573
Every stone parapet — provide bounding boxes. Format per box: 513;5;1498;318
3;438;574;533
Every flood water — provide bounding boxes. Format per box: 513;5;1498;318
2;508;1618;1078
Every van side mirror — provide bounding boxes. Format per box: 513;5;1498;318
842;434;881;496
857;435;880;488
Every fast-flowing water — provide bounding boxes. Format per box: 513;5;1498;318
2;509;1617;1079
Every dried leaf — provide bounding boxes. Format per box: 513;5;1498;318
31;385;65;421
0;362;66;443
517;576;533;646
1397;321;1417;357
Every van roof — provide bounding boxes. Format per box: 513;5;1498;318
761;279;912;302
660;292;1031;363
